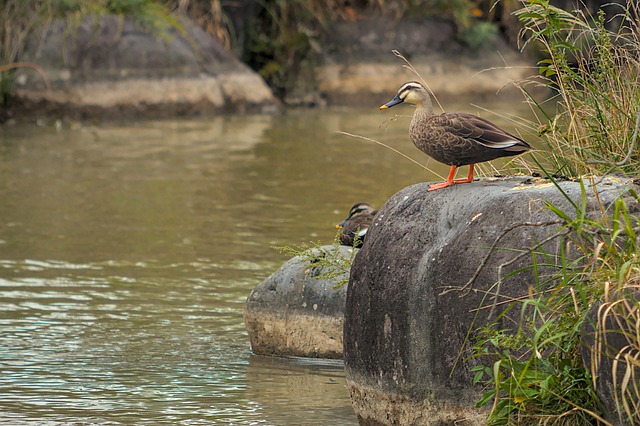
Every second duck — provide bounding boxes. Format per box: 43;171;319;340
336;202;377;248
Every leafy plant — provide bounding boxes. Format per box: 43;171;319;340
472;175;640;425
273;232;360;289
445;0;498;49
49;0;180;34
459;20;498;50
0;71;15;105
242;0;321;101
516;0;640;177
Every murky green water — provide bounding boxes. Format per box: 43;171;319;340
0;103;533;424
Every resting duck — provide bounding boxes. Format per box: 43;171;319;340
336;203;377;247
380;81;533;191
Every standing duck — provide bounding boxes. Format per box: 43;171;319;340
380;81;533;191
336;203;377;247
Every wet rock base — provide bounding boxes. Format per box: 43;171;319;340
244;245;353;359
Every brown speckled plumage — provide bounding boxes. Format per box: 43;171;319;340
336;203;377;247
381;81;533;191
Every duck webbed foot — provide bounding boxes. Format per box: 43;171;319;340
427;180;454;191
427;164;475;191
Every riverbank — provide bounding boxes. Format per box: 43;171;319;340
3;11;536;122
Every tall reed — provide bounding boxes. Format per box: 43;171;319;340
517;0;640;177
471;2;640;423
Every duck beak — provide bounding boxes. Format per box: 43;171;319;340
335;224;343;229
336;218;347;228
380;94;403;109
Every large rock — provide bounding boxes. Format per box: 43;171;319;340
245;245;352;359
344;176;635;425
581;283;640;426
14;15;278;118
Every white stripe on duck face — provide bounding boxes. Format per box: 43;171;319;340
399;82;423;99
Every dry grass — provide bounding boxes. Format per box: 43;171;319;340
589;281;640;424
516;0;640;177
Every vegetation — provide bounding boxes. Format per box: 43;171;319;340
270;3;640;423
241;0;500;101
470;1;640;424
242;0;321;101
1;1;48;104
517;0;640;177
0;0;178;109
0;0;504;106
3;0;638;423
472;178;639;425
274;233;359;289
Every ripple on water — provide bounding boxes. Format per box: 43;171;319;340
0;260;356;424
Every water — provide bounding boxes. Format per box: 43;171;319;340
0;103;533;424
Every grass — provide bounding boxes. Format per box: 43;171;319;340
588;280;640;425
0;0;178;62
0;1;48;104
0;0;178;108
469;2;640;423
472;177;640;425
516;0;640;177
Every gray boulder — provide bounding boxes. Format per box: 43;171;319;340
344;176;635;425
14;15;278;118
245;245;353;359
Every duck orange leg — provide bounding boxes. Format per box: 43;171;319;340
453;164;475;184
427;164;475;191
428;165;457;191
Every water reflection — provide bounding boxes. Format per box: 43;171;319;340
245;356;357;424
0;104;532;424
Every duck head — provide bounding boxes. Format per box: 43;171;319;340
336;202;376;229
380;81;430;109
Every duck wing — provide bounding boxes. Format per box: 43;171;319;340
339;214;375;247
437;113;532;152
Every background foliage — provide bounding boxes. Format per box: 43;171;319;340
0;0;504;105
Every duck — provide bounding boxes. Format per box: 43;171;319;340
335;203;377;247
380;81;533;191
